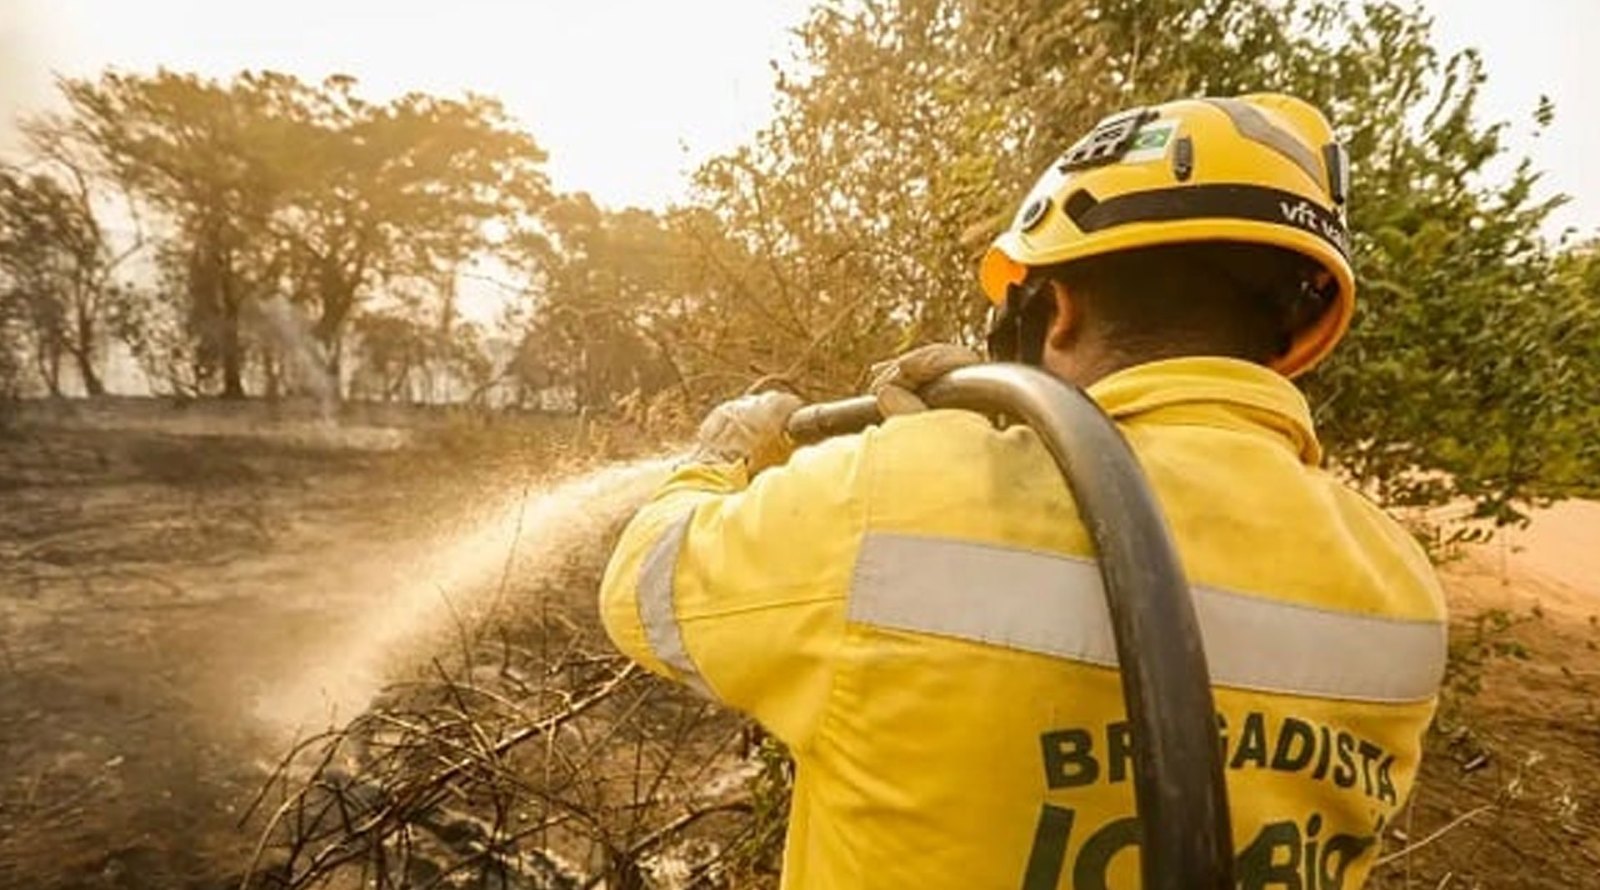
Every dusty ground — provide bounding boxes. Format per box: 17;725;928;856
0;397;1596;889
1370;504;1600;889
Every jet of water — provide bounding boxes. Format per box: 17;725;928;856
253;454;680;734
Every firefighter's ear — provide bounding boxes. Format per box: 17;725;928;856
1045;279;1079;351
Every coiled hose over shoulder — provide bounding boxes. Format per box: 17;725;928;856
786;363;1233;889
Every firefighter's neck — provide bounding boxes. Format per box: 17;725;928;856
1043;330;1225;388
1039;284;1128;388
1042;341;1131;388
1038;282;1241;387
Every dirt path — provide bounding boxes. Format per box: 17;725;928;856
1371;504;1600;888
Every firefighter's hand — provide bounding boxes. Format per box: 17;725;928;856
691;391;805;473
869;344;983;416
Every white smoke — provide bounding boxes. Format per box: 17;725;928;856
256;295;339;414
0;0;58;157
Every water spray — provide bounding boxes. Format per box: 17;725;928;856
253;455;677;733
252;362;1231;887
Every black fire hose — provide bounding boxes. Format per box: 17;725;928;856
786;363;1233;889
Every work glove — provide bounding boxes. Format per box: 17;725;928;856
690;390;805;474
868;343;983;416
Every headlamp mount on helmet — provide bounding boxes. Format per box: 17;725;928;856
1057;107;1160;172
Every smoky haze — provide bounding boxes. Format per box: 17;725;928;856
0;0;57;155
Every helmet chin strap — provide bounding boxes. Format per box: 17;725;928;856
986;277;1058;366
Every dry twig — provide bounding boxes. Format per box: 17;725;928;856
239;568;777;890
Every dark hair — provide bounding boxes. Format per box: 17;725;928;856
1042;241;1334;366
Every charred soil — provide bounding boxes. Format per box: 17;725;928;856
0;398;1596;888
0;398;607;888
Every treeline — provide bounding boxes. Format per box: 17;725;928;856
0;70;548;403
2;0;1598;521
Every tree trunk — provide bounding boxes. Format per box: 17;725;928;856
72;308;104;396
220;348;245;398
317;278;356;402
263;348;281;402
326;341;343;400
35;339;62;398
220;284;245;400
72;348;104;397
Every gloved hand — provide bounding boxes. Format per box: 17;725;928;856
868;343;983;416
690;390;805;473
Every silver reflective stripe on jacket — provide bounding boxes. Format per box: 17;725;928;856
637;511;713;697
848;533;1446;704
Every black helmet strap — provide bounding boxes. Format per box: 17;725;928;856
986;277;1058;366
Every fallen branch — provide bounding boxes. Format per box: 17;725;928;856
1374;803;1496;868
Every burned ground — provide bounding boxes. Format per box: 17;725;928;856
0;399;622;888
0;399;1595;888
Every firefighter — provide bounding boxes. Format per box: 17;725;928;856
600;94;1446;889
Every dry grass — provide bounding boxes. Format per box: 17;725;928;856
239;569;783;890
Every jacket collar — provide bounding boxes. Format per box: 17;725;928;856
1086;357;1323;465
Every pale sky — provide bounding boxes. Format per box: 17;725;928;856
1;0;1595;237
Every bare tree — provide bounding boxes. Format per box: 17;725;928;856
0;147;141;396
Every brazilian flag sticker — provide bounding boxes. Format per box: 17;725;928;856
1120;122;1177;164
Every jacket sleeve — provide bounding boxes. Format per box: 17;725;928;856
598;434;869;751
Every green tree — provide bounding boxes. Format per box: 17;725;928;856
0;258;27;409
54;69;286;398
50;69;551;400
509;194;683;410
1546;240;1600;496
679;0;1599;522
1266;11;1600;524
257;73;551;383
349;310;438;402
347;274;499;406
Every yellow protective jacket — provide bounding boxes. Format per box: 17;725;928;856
600;357;1446;890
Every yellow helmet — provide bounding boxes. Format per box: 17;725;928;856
979;93;1355;377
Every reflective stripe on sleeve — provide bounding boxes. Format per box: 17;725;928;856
848;533;1446;704
636;511;713;697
